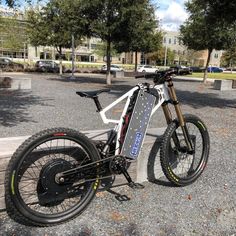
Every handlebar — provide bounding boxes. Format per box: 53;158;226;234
135;69;177;84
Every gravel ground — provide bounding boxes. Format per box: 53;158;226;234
0;73;236;235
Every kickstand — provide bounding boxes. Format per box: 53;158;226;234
120;167;145;190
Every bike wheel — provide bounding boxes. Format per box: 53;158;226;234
160;114;210;186
5;128;100;226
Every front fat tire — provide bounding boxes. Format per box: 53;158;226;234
160;114;210;186
5;128;101;226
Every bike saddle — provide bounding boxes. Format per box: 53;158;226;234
76;89;110;98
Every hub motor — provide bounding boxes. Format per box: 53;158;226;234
37;158;73;206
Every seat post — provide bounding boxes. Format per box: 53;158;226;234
93;97;102;112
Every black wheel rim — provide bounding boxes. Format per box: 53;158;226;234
13;136;96;219
167;121;206;181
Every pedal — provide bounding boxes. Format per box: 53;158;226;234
115;194;131;202
128;182;145;189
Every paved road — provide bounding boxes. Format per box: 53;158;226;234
0;73;236;235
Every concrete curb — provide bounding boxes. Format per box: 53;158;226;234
0;127;166;210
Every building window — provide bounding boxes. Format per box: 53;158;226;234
174;38;177;44
0;50;28;59
169;38;171;44
80;55;90;62
214;53;219;58
163;37;166;44
91;44;97;49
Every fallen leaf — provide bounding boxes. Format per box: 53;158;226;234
111;211;125;221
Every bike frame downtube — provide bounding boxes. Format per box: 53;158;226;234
99;84;170;156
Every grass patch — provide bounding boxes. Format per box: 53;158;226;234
186;72;236;80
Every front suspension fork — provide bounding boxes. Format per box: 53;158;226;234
162;78;194;153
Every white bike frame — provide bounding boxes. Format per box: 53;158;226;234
100;84;170;155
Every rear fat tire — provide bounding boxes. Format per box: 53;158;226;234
5;128;100;226
160;114;210;186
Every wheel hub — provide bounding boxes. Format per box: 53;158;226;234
37;159;73;206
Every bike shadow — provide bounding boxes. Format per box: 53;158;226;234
147;136;176;188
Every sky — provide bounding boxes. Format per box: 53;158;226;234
2;0;188;32
154;0;188;31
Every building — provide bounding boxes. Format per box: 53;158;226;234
0;7;130;65
0;7;224;67
163;31;223;67
0;7;27;59
29;38;128;64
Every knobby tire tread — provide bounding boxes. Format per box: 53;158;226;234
5;127;100;226
160;114;210;187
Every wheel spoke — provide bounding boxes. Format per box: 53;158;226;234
14;135;97;217
160;116;209;186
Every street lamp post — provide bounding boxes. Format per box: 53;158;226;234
164;42;167;67
23;42;26;70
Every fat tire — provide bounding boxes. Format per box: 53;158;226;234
160;114;210;186
5;128;100;226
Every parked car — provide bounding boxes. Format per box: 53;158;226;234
207;66;223;73
100;64;124;73
0;57;24;70
35;60;63;73
225;67;236;71
190;66;204;73
169;65;192;75
137;65;159;73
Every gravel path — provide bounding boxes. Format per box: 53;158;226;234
0;73;236;235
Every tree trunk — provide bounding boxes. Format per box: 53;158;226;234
203;48;213;83
106;39;111;85
59;46;63;75
135;51;138;72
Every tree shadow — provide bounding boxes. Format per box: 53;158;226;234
48;75;236;109
0;90;54;127
176;89;236;109
48;75;137;100
47;75;128;86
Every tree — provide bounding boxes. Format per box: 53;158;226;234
180;1;236;83
114;0;162;71
92;42;120;59
0;15;28;58
81;0;130;84
27;0;87;74
221;47;236;69
81;0;160;84
146;47;175;66
198;0;236;24
184;49;203;66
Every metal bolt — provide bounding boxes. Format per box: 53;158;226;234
59;177;65;183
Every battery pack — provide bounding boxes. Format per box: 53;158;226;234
120;90;156;159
